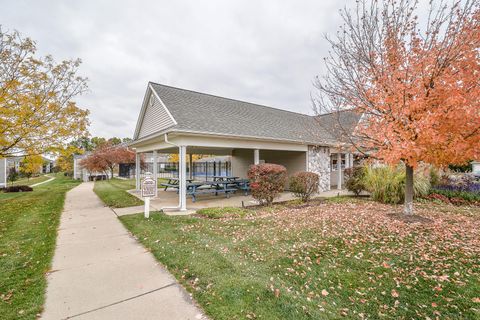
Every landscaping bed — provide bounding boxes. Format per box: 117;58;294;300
120;199;479;319
0;176;80;320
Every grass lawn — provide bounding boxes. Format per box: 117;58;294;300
120;199;480;319
9;175;51;187
94;178;143;208
0;175;80;320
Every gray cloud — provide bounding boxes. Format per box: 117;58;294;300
1;0;352;138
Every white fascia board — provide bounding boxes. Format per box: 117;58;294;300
132;84;178;140
133;86;152;140
134;133;309;153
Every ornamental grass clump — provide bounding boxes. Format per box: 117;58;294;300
289;172;319;202
363;165;430;204
248;163;287;206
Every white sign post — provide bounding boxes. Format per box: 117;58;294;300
141;172;157;218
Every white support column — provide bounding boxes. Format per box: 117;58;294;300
189;153;193;180
152;150;158;197
135;153;141;191
179;145;187;211
345;153;350;169
350;153;354;167
254;149;260;165
337;153;342;190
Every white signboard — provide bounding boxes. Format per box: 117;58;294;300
141;174;157;218
141;176;156;198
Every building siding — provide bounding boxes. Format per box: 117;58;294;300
0;158;6;187
138;93;175;139
231;149;254;179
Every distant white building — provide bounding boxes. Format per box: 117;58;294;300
472;161;480;175
0;155;53;187
0;159;6;188
73;154;89;182
73;153;112;181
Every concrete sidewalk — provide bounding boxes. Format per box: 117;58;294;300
42;182;206;320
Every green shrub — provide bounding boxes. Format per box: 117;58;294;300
344;166;366;196
289;172;319;202
248;163;287;206
363;165;430;204
7;168;18;185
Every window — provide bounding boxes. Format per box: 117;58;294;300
330;153;346;171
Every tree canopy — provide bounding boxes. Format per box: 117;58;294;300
314;0;480;214
0;28;90;157
20;155;44;179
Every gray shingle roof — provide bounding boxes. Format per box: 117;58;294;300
149;83;360;145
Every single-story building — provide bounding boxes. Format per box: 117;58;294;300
73;154;89;182
73;153;113;181
130;82;360;211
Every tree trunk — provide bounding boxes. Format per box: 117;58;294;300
404;165;414;215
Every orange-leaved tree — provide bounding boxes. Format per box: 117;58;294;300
81;143;135;179
314;0;480;215
0;27;89;157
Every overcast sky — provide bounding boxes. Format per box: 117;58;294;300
1;0;353;138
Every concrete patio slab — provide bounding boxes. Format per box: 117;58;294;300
120;187;353;217
128;188;297;211
41;182;206;320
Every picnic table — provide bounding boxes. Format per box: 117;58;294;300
160;177;194;191
212;175;240;182
161;176;251;202
186;180;239;202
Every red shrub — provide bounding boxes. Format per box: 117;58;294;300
248;163;287;206
426;193;450;204
3;185;33;193
289;172;319;202
449;197;468;206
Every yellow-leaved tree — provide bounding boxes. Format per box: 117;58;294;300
168;154;205;162
0;28;90;157
56;145;84;174
20;155;44;180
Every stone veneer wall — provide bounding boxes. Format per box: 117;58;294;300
307;146;330;192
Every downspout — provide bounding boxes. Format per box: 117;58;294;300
162;133;183;210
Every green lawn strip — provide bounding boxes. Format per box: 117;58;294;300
120;214;306;319
10;175;51;187
0;176;80;320
93;178;143;208
196;207;250;219
120;204;479;319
